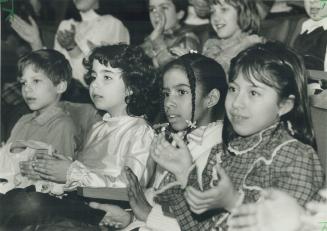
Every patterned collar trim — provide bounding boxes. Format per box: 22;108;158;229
228;122;279;155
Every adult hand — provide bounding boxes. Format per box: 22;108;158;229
185;164;239;214
150;133;192;183
89;202;132;229
125;167;152;222
56;24;77;51
32;153;72;183
10;14;43;50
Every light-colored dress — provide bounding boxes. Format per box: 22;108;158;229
64;113;154;190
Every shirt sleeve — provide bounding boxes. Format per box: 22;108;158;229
64;124;154;190
46;116;79;159
272;142;325;206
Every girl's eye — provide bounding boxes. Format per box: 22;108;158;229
19;80;26;86
162;91;170;97
104;75;112;80
33;79;41;84
149;7;156;13
89;76;96;82
228;86;236;92
178;89;188;96
250;90;260;96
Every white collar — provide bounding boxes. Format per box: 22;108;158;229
184;6;209;26
301;17;327;34
80;9;99;21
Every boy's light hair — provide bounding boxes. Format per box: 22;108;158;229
17;49;72;86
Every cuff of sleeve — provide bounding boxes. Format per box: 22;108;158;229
64;161;85;190
146;205;180;230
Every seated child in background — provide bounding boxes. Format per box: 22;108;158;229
184;0;213;47
0;44;157;229
228;188;327;231
141;0;200;68
89;53;229;230
202;0;264;74
293;0;327;94
0;49;79;194
293;0;327;71
153;42;325;230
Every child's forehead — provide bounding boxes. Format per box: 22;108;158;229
149;0;173;6
21;64;47;78
92;59;122;73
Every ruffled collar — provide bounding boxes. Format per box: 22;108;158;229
228;122;280;155
187;120;223;145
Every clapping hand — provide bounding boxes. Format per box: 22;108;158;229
150;133;193;183
56;24;77;51
125;167;152;222
185;164;239;214
10;14;43;50
32;152;72;183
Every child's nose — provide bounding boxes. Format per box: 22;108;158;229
23;83;34;92
232;94;246;109
165;96;177;108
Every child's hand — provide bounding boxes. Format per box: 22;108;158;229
9;14;42;50
19;160;41;180
228;203;258;231
89;202;132;229
150;133;193;183
57;24;77;51
150;10;166;40
229;189;304;231
170;47;189;57
185;164;239;213
125;167;152;222
32;153;72;183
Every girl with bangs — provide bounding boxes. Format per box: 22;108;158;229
201;0;264;74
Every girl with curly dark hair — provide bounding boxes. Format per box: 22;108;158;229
0;44;158;229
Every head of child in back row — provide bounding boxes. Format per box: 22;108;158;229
209;0;260;40
17;49;71;114
83;44;157;122
161;53;228;133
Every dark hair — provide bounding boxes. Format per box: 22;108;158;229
83;44;158;122
223;41;314;146
161;53;228;127
146;0;189;22
17;49;72;86
209;0;260;34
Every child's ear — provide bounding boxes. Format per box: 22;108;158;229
206;89;220;108
56;81;67;94
278;95;295;116
177;10;185;21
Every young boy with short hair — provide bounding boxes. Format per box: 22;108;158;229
0;49;79;194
